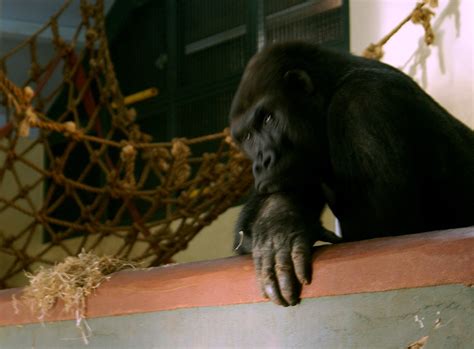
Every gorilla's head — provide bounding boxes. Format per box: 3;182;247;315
229;43;324;193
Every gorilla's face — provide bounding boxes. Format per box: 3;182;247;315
231;96;288;193
230;90;317;194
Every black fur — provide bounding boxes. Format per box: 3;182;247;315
229;41;474;306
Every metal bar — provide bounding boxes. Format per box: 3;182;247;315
256;0;265;51
266;0;342;27
184;25;247;55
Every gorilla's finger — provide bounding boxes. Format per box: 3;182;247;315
275;249;300;306
252;253;268;299
291;238;312;285
261;253;288;306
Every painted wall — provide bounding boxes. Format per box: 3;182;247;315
1;285;472;348
350;0;473;127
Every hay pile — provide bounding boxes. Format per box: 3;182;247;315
14;250;135;343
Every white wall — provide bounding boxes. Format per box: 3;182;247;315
350;0;473;128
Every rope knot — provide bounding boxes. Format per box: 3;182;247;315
363;43;384;60
18;107;39;138
120;144;137;187
411;6;436;45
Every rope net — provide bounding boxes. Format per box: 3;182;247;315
0;0;252;288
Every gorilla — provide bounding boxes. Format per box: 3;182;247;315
229;41;474;307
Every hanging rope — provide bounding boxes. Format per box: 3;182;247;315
363;0;438;60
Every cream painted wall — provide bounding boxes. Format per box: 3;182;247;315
174;206;239;262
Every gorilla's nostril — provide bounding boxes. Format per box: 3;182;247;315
253;163;262;175
263;155;272;169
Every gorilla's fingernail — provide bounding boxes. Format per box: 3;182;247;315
234;230;244;251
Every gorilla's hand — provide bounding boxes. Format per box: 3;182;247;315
236;193;339;306
252;214;314;306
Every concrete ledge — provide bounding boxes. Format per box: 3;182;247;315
0;226;473;326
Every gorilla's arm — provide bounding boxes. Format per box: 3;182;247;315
233;191;264;254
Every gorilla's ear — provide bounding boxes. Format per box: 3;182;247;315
284;69;313;95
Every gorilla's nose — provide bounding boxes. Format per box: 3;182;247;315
253;150;275;176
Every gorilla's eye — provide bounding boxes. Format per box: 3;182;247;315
244;132;252;141
264;113;273;125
